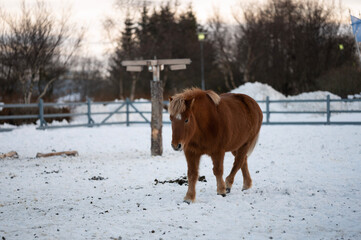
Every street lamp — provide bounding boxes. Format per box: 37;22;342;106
198;32;205;90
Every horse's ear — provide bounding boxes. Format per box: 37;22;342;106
206;90;221;105
185;98;195;110
190;98;195;110
169;97;173;102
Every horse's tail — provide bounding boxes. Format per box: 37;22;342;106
246;133;260;157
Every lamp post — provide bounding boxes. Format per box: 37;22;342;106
198;32;205;90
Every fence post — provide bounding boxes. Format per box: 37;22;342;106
266;96;270;124
126;98;130;126
326;95;330;124
38;98;47;129
87;98;94;127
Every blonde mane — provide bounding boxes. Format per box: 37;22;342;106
169;88;220;116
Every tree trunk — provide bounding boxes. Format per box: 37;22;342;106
24;82;34;104
129;73;138;101
244;46;257;83
244;66;250;83
162;69;168;89
37;77;56;102
119;78;124;100
227;64;237;89
221;67;231;90
150;80;163;156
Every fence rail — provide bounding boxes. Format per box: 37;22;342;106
1;95;361;131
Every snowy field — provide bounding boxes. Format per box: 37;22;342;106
1;124;361;240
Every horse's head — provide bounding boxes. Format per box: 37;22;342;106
168;88;220;151
168;97;196;151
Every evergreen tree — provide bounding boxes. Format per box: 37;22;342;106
107;2;227;99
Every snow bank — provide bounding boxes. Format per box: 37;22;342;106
231;82;342;101
231;82;286;100
231;82;361;114
56;93;81;103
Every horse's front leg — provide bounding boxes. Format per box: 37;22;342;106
211;151;227;196
184;150;201;203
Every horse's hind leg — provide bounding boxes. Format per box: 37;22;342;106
210;151;227;196
240;157;252;190
225;145;252;192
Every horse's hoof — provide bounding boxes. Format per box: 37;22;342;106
183;200;191;205
217;193;226;197
226;188;231;193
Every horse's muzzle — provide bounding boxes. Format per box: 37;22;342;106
171;143;182;151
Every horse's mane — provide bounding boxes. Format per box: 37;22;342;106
169;88;220;116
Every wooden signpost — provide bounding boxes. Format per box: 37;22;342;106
122;58;191;156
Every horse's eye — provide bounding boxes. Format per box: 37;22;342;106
185;119;189;123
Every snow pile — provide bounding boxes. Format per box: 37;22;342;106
348;92;361;99
231;82;286;100
231;82;361;118
56;93;81;103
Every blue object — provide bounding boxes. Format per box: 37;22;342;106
351;15;361;42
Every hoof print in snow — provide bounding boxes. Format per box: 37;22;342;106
88;176;107;181
154;176;207;186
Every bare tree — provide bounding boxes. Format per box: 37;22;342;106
72;57;105;100
0;1;83;103
234;9;262;84
235;0;355;95
208;11;237;90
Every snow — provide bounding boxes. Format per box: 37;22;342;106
231;82;286;101
231;82;361;122
0;82;361;239
56;93;81;103
0;125;360;239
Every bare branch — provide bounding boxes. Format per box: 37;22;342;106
0;0;83;103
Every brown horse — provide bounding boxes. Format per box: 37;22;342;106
169;88;263;203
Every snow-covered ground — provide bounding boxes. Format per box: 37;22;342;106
1;82;361;239
1;124;361;239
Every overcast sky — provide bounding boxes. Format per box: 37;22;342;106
2;0;361;60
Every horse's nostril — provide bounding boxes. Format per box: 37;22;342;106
177;144;181;149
